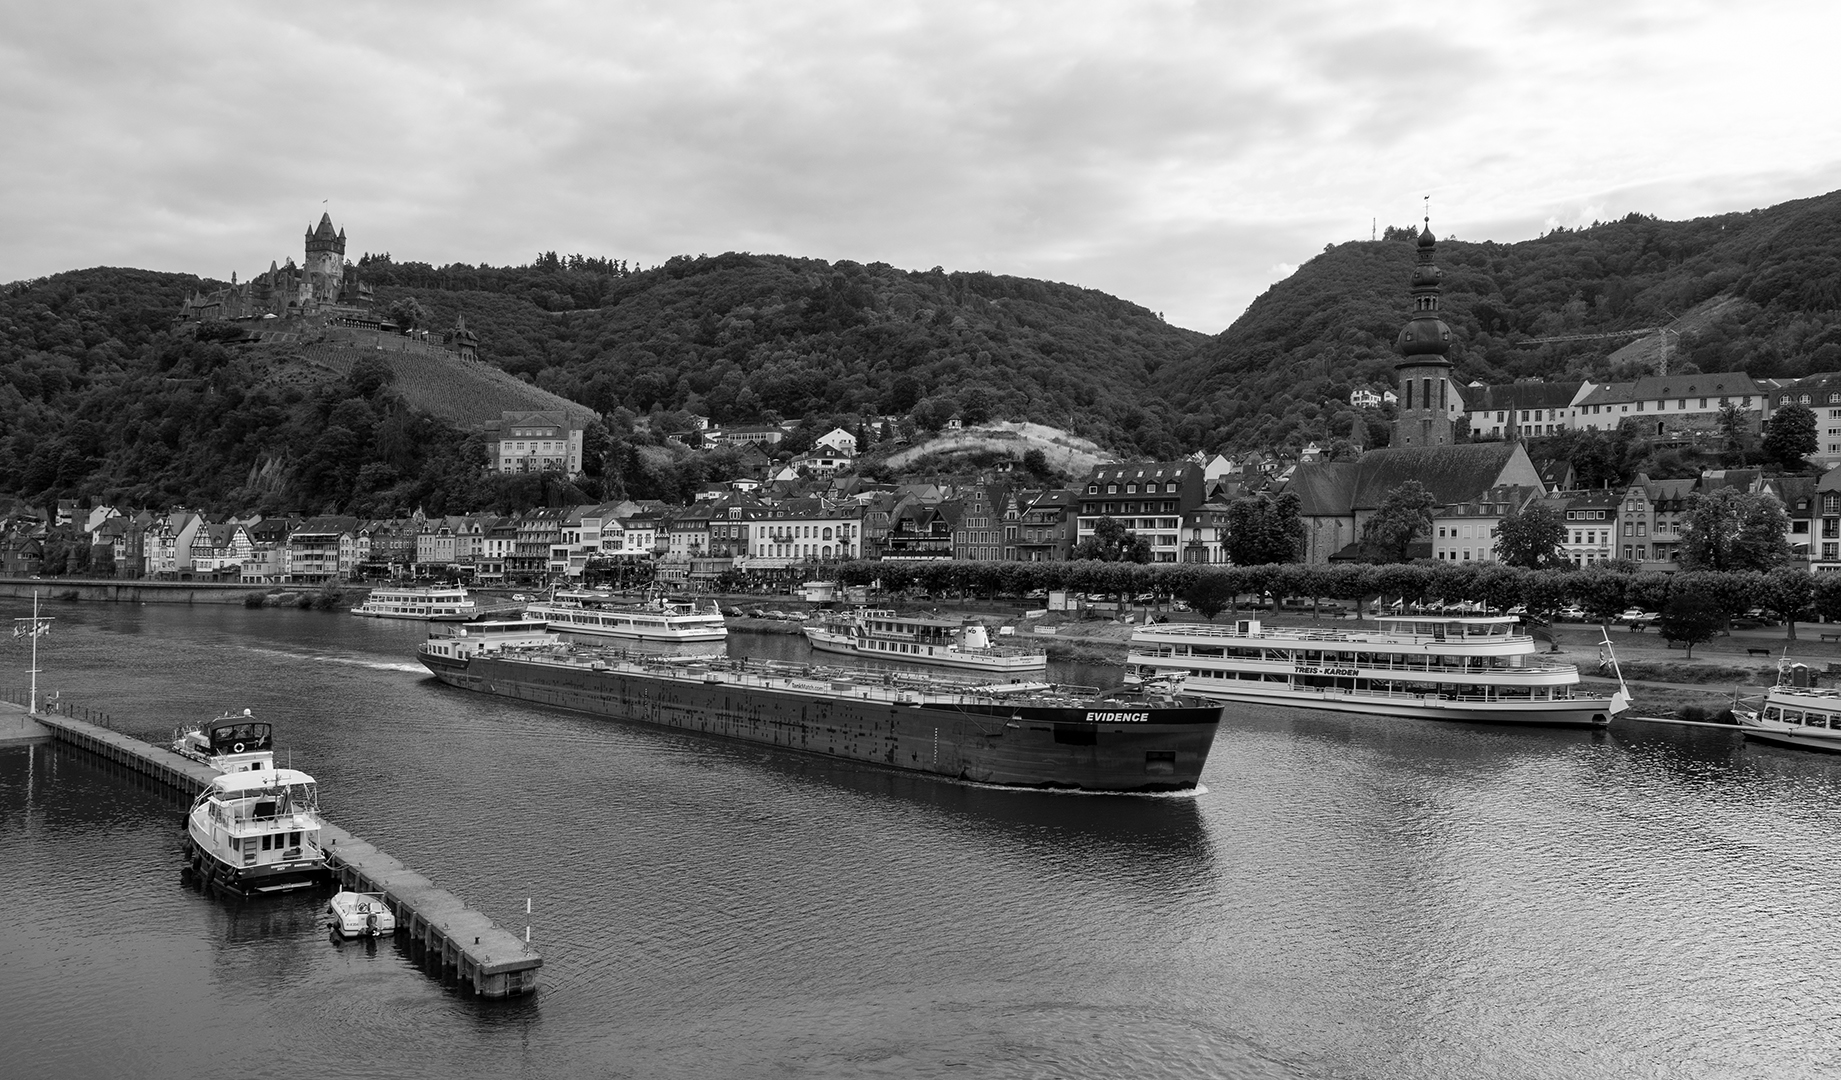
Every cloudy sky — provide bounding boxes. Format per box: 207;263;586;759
4;0;1839;331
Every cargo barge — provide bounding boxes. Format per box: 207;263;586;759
419;619;1221;792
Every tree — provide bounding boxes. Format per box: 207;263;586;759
1656;592;1723;659
1224;492;1304;566
1718;401;1748;454
1756;566;1814;640
1361;480;1438;563
1494;504;1566;569
1071;517;1151;563
1762;401;1818;469
386;297;427;331
1178;571;1239;620
1678;488;1793;572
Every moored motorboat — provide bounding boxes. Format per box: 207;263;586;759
172;708;275;773
185;767;328;896
1737;677;1841;752
327;890;397;937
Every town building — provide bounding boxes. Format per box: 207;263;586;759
1573;373;1767;438
1015;490;1077;562
485;411;584;477
1431;486;1541;563
1075;461;1206;563
1463;381;1586;440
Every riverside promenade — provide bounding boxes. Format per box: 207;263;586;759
0;697;541;997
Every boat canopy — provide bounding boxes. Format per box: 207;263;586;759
208;767;317;794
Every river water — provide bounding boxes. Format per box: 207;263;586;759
1;599;1837;1079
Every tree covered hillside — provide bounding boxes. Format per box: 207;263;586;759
360;251;1209;459
0;268;533;515
1167;189;1841;453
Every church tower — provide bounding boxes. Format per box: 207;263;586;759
303;212;346;306
1393;218;1454;447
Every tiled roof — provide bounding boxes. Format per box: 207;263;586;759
1465;382;1583;412
1348;443;1528;510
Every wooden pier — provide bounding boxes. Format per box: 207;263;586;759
4;700;542;997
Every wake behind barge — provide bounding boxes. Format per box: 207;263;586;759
419;619;1221;792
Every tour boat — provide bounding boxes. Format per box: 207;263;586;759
803;609;1048;674
1737;678;1841;753
524;597;728;643
327;890;397;938
1124;615;1628;727
172;708;276;774
351;585;478;621
185;766;328;895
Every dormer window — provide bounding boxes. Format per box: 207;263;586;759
1107;484;1119;494
1126;484;1138;494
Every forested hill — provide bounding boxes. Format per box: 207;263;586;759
1164;188;1841;453
360;252;1210;459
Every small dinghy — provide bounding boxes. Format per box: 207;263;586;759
327;891;396;938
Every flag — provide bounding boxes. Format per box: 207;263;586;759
13;622;47;638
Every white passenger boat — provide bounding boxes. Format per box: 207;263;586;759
1125;615;1627;727
172;708;276;774
1737;678;1841;753
327;891;397;937
351;585;478;621
804;609;1048;674
185;767;327;895
524;598;728;642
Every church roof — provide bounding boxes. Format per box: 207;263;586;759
1348;443;1527;510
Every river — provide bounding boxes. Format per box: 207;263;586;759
1;599;1836;1079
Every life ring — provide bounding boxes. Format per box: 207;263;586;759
232;742;244;753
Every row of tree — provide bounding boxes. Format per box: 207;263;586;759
825;558;1838;637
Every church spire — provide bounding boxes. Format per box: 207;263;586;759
1392;202;1455;447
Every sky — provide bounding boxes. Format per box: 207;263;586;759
4;0;1841;333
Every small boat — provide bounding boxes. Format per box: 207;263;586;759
797;580;839;604
1737;673;1841;752
172;708;275;773
803;608;1048;674
326;891;397;937
185;767;328;896
351;585;478;621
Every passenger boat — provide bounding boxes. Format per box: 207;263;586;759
524;597;728;643
1737;677;1841;753
1125;615;1627;727
351;585;478;621
172;708;276;774
326;890;397;937
804;609;1048;674
184;766;327;895
418;622;1220;791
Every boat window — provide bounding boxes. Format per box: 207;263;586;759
1808;713;1830;729
1783;710;1804;725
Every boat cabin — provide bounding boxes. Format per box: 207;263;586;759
175;709;274;772
191;768;322;869
1370;615;1526;642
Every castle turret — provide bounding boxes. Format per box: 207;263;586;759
303;212;346;307
1393;220;1455;447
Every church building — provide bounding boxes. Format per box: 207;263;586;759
1280;222;1543;564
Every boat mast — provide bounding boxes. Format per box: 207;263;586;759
13;590;53;715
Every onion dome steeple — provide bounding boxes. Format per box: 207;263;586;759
1392;206;1456;447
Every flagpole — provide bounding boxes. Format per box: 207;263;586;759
29;590;40;715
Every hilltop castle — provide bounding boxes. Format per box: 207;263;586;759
179;213;376;323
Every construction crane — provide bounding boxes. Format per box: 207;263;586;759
1514;327;1662;345
1514;326;1681;373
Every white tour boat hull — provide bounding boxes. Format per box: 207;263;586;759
1190;682;1617;727
1739;688;1841;752
804;626;1048;674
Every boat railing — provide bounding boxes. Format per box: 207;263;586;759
1132;648;1577;677
1137;623;1532;646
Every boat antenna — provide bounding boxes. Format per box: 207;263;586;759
1597;628;1632;714
13;590;53;715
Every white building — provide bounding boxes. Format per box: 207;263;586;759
485;411;585;476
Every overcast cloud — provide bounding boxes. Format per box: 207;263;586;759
3;0;1838;331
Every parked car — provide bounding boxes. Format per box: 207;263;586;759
1618;608;1660;625
1556;605;1587;621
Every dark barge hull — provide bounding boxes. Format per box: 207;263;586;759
420;651;1220;792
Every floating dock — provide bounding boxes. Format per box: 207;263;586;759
5;700;541;997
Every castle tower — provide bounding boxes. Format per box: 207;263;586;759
1393;219;1455;447
303;212;346;307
